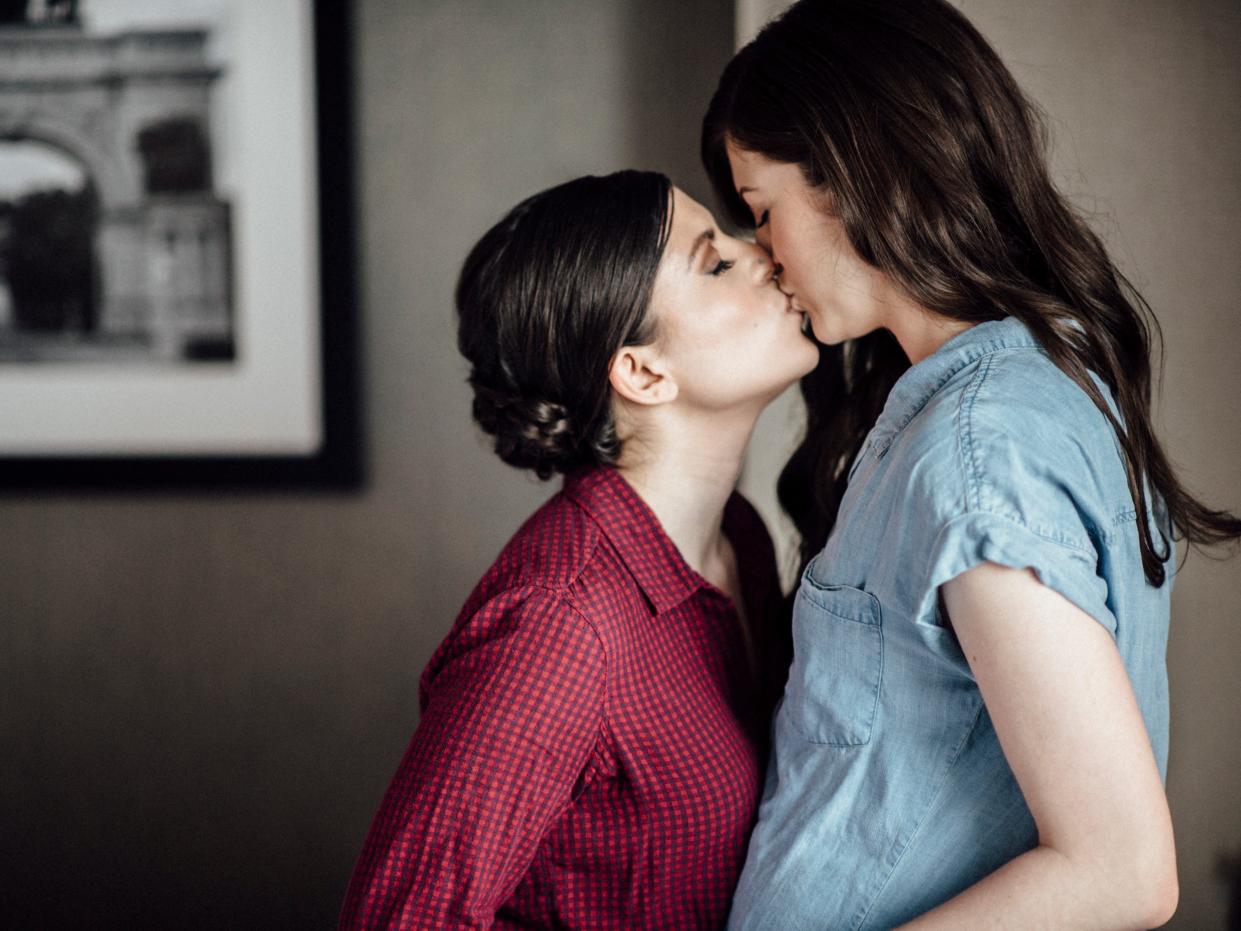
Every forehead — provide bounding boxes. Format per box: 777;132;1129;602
665;187;716;251
725;140;797;191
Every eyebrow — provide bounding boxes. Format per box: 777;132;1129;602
687;229;715;270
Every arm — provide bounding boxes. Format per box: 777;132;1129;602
900;562;1177;930
339;587;605;930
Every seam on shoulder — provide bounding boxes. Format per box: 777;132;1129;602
512;501;603;595
953;348;1102;554
564;522;603;592
560;497;630;596
558;597;609;740
514;583;610;826
957;352;994;513
524;584;607;653
549;590;610;785
877;343;1035;456
509;582;609;702
479;582;611;694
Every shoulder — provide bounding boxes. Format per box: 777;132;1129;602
911;339;1104;445
426;577;607;703
964;344;1116;446
908;343;1129;549
964;346;1129;542
456;482;651;649
474;488;604;598
446;491;608;651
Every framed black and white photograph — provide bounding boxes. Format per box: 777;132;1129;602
0;0;359;487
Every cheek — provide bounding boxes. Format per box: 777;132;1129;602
772;227;819;298
793;223;871;303
769;224;801;276
660;302;732;359
772;204;826;275
684;300;766;367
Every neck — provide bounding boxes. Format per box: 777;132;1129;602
886;305;974;365
613;404;758;577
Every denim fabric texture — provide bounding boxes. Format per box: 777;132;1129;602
728;317;1173;930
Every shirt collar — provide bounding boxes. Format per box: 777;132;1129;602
562;464;744;616
867;316;1040;457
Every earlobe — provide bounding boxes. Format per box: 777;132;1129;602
608;347;678;407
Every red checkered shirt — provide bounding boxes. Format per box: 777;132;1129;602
339;464;789;929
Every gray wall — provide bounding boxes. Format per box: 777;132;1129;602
1;0;1237;928
0;1;734;927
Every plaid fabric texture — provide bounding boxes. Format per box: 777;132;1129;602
339;464;788;929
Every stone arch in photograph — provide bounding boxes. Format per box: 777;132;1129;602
0;136;98;336
0;18;233;361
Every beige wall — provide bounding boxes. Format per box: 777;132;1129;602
0;1;733;926
739;1;1241;928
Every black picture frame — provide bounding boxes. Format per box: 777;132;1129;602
0;0;362;491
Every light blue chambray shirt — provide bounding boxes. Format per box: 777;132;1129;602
728;317;1172;930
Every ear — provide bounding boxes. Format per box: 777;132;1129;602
608;344;678;407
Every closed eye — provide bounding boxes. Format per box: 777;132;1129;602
710;259;735;276
755;209;769;229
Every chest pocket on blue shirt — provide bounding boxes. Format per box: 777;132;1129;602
785;567;884;746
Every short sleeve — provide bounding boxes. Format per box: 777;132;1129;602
914;351;1121;639
339;585;606;929
919;510;1116;637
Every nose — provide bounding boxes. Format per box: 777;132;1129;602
750;230;782;278
748;242;779;286
772;263;794;298
755;219;773;251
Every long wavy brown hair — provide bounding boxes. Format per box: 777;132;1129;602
702;0;1240;586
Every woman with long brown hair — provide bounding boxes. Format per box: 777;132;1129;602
702;0;1240;927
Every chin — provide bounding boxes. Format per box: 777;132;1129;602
808;321;846;346
794;339;820;376
809;313;876;347
802;309;835;344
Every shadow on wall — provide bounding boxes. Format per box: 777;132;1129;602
619;0;736;208
1222;846;1241;931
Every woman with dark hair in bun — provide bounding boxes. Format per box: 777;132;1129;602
339;170;818;929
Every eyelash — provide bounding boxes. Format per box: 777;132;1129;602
755;209;770;229
710;259;735;276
